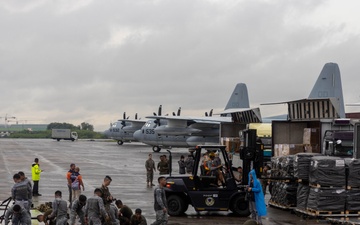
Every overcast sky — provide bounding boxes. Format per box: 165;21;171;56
1;0;360;131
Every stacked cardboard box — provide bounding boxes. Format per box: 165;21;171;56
221;137;240;153
303;128;320;153
274;144;304;157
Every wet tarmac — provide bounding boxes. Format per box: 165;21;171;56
0;139;329;225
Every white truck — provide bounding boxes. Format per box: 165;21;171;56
51;129;78;141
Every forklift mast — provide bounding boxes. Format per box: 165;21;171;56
239;129;264;185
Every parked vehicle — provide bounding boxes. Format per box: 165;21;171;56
51;129;78;141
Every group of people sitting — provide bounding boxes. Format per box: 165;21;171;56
5;190;147;225
5;175;147;225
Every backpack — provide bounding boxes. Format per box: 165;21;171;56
71;177;79;190
71;173;80;190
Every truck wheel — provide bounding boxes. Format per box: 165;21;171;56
71;139;75;141
167;195;186;216
117;140;124;145
231;195;250;217
152;146;161;152
57;139;60;141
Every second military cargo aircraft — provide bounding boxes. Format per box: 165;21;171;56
133;83;262;152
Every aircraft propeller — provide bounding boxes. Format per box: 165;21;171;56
205;109;213;117
121;112;127;128
172;107;181;116
154;105;162;127
158;105;162;116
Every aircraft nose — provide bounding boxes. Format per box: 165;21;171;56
103;129;110;138
133;130;142;141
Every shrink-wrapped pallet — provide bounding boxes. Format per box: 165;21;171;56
307;187;346;212
271;155;295;179
296;183;310;210
270;181;298;207
309;156;345;187
294;153;322;180
347;159;360;188
346;189;360;212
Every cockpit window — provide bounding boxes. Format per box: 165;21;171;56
334;140;353;156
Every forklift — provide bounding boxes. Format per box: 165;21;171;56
164;129;264;216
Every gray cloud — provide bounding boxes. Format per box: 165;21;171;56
1;0;360;131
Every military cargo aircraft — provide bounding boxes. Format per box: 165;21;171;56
261;62;346;118
133;83;262;152
104;113;147;145
104;106;182;145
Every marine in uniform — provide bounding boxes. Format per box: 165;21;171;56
4;204;31;225
85;188;110;225
70;194;87;225
115;200;133;225
130;208;147;225
49;190;68;225
100;176;114;225
157;156;169;175
151;177;168;225
145;154;156;186
12;173;32;213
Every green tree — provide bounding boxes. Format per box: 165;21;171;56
80;122;94;131
47;122;77;130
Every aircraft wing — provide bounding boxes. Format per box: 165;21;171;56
145;116;232;135
115;119;147;131
145;115;232;124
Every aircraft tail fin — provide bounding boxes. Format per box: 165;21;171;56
308;62;345;117
224;83;250;110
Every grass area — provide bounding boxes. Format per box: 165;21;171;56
5;130;107;139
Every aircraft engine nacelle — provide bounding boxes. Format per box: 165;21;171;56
186;136;220;147
122;126;139;132
154;126;202;135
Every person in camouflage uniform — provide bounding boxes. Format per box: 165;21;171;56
157;155;169;175
145;154;156;186
70;194;87;225
100;176;114;225
85;188;110;225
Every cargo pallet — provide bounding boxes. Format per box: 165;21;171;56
306;208;345;216
294;208;360;218
268;200;295;210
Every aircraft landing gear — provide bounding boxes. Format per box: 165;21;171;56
117;140;124;145
152;146;161;152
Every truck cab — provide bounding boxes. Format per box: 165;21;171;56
165;145;250;216
323;130;354;157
